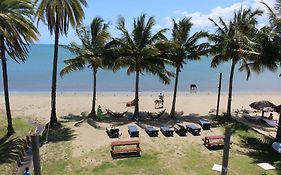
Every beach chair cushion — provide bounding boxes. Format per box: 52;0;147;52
145;126;158;137
199;119;211;130
160;126;174;137
128;125;139;137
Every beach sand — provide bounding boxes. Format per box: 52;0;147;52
1;92;280;155
2;92;280;122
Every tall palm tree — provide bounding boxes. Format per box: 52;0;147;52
168;18;208;118
60;17;111;118
262;1;281;142
208;8;262;117
108;14;173;119
0;0;39;135
35;0;87;126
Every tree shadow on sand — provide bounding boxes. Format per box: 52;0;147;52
0;135;27;165
41;126;76;143
135;111;214;129
61;111;135;128
61;112;102;129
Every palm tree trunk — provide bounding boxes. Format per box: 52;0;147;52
226;59;236;117
90;68;97;118
170;66;180;118
50;13;60;126
0;35;15;136
134;70;140;119
275;113;281;142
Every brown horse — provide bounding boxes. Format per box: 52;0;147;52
190;84;197;93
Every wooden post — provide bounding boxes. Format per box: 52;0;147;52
31;135;41;175
216;73;222;117
221;127;231;175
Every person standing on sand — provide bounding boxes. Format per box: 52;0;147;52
97;105;104;121
159;93;164;107
23;167;31;175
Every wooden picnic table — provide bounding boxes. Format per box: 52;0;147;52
203;135;225;147
111;140;141;157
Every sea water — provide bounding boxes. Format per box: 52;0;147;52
1;44;280;93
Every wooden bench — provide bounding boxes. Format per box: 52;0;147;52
202;135;225;147
199;119;211;130
186;124;201;135
111;140;141;158
174;124;187;136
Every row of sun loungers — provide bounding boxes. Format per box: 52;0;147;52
106;119;212;138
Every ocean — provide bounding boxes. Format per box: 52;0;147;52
1;44;280;93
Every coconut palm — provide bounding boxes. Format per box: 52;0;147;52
35;0;87;126
168;18;208;118
262;1;281;142
60;17;111;118
108;14;173;119
208;8;262;117
0;0;39;135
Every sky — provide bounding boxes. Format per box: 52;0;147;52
36;0;275;44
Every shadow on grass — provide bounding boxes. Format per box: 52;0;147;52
240;135;281;174
211;114;251;135
0;135;27;165
212;115;281;174
42;126;76;143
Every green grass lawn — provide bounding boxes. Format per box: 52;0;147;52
0;116;33;174
41;116;281;175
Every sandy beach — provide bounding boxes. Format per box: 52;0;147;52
1;92;280;123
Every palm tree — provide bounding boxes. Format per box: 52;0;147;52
60;17;111;118
0;0;39;135
108;14;173;119
262;1;281;142
208;8;262;117
35;0;88;126
168;18;208;118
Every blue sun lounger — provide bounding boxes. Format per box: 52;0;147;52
160;126;174;137
199;119;211;130
145;126;158;137
174;124;187;136
186;124;201;135
128;125;139;137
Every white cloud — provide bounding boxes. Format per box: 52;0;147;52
169;0;275;29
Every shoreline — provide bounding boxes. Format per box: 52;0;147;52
5;91;281;95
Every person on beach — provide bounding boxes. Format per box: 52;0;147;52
159;93;164;107
97;105;104;121
23;167;31;175
268;113;273;120
263;113;273;120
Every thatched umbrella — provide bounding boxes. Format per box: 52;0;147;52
249;100;276;117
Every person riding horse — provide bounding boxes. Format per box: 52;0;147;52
155;93;164;109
